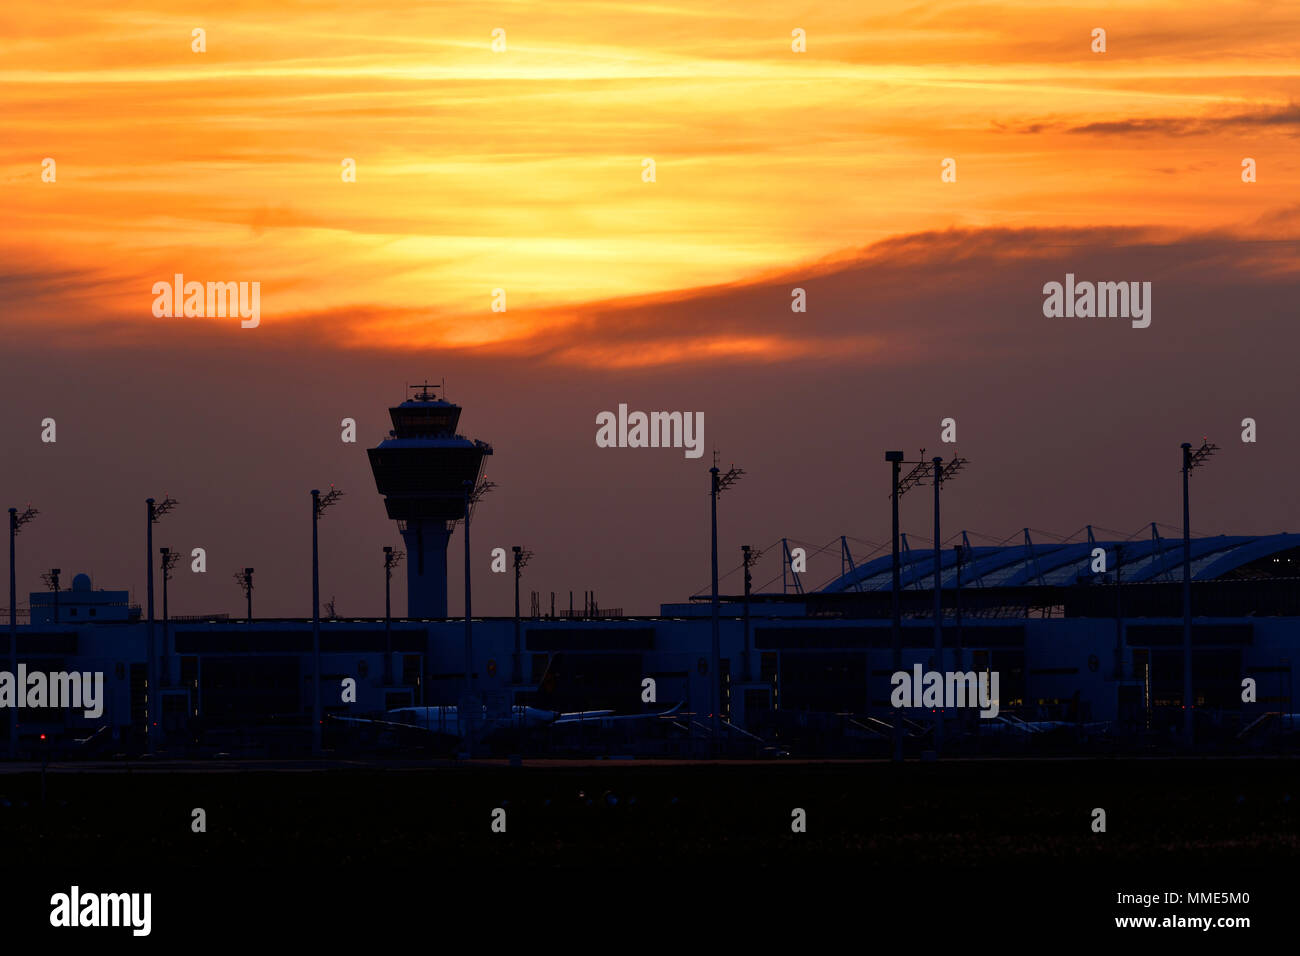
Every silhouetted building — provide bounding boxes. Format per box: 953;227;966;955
367;385;491;617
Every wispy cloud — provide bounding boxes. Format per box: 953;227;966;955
11;222;1297;371
1000;103;1300;137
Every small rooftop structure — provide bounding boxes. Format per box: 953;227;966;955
30;573;139;625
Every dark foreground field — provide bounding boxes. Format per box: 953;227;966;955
2;756;1294;939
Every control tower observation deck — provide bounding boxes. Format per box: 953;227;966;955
367;384;493;617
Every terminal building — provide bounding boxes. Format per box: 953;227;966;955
4;389;1300;757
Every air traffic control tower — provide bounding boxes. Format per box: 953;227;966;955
367;384;493;617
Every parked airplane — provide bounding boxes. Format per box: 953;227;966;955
984;714;1112;736
1237;712;1300;739
329;701;683;748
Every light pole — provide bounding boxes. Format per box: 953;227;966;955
8;506;37;757
459;476;494;753
160;549;180;692
953;544;967;739
895;453;967;755
146;501;154;749
311;486;344;755
953;545;964;672
741;545;761;683
886;452;903;761
709;457;744;750
146;495;177;753
931;456;943;749
511;546;532;684
463;481;472;699
1182;440;1217;748
383;547;404;684
1113;544;1124;683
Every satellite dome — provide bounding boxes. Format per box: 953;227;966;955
72;573;92;592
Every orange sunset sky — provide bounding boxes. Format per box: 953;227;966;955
4;0;1298;363
3;2;1300;616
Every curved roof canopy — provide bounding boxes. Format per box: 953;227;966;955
819;533;1300;593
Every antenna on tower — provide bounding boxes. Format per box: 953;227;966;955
409;381;441;402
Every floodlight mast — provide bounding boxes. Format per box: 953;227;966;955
511;546;533;684
383;547;405;683
160;548;181;689
1182;439;1218;748
311;486;344;756
741;545;762;682
463;482;473;697
1113;543;1124;681
892;452;968;756
460;475;494;757
885;452;904;762
953;544;964;673
8;506;37;757
461;476;495;690
146;495;178;754
932;456;943;750
710;453;745;750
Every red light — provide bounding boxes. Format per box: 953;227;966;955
39;734;46;740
